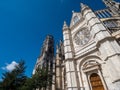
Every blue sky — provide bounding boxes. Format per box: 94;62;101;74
0;0;118;79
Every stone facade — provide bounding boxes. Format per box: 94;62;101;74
33;0;120;90
56;0;120;90
33;35;54;73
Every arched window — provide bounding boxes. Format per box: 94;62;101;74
73;16;79;24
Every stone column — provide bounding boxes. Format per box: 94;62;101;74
55;45;62;90
52;57;56;90
63;21;78;90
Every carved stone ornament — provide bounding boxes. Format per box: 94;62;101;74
74;28;91;46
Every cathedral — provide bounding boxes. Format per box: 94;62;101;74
33;0;120;90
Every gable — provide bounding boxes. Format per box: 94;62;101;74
70;12;82;28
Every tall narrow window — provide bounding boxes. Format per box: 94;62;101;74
73;16;79;24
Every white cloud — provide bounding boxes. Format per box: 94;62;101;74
1;61;18;71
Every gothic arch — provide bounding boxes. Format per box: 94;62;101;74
77;55;107;90
90;73;105;90
79;55;103;69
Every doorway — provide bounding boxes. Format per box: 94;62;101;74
90;73;104;90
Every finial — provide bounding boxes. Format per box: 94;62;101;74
72;10;74;13
63;21;69;30
56;44;60;54
80;3;89;10
80;3;85;9
59;40;63;46
56;44;58;49
64;21;68;26
64;21;66;25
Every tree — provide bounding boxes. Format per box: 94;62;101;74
20;77;35;90
20;67;51;90
1;60;52;90
32;67;52;90
1;60;27;90
0;81;3;90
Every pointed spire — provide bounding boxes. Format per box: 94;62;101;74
59;40;62;46
80;3;89;10
80;3;85;9
63;21;69;30
63;21;68;27
56;44;59;54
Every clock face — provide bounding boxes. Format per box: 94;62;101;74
74;28;91;46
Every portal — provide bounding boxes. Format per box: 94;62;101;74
90;73;104;90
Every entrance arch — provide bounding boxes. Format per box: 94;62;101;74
90;73;104;90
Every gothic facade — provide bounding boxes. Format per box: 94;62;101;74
33;0;120;90
56;0;120;90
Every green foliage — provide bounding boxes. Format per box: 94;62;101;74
19;67;52;90
20;78;35;90
1;60;27;90
0;81;3;90
31;67;52;90
0;60;52;90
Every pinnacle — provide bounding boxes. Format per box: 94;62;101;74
80;3;89;10
56;44;59;49
56;44;59;54
63;21;69;30
80;3;85;8
64;21;67;26
72;10;74;13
